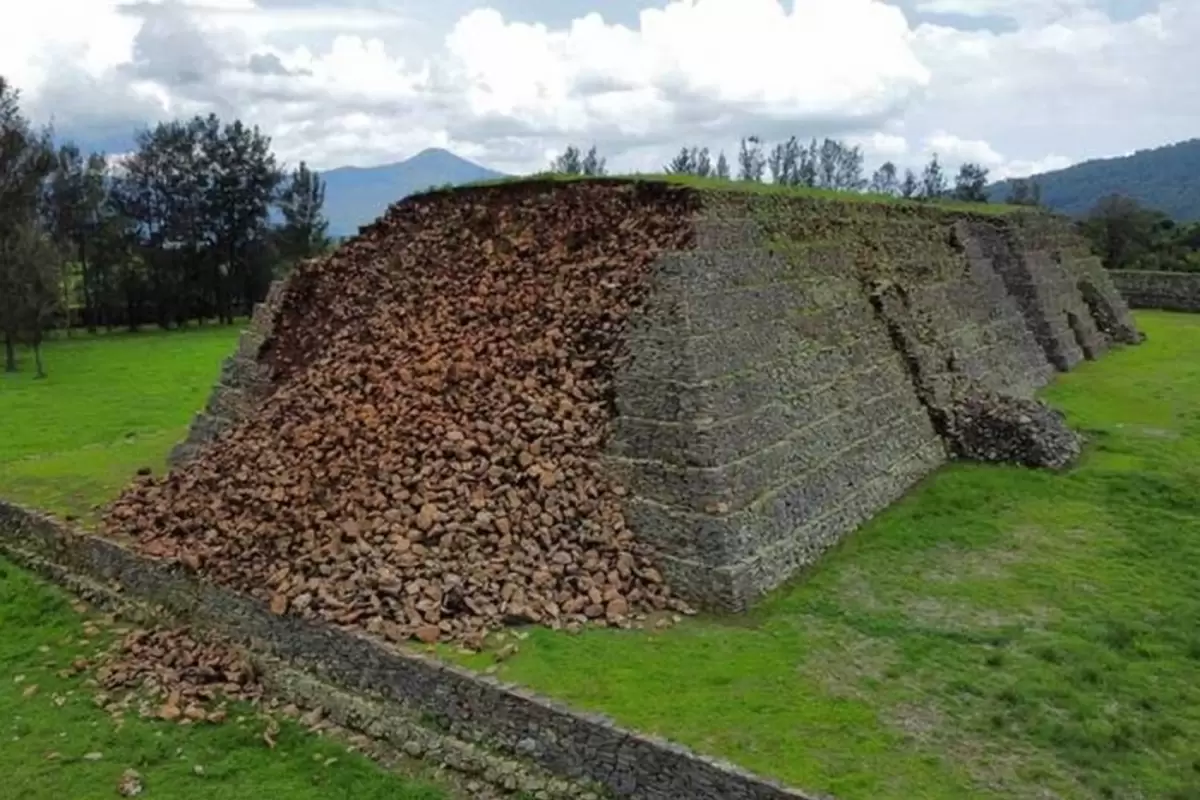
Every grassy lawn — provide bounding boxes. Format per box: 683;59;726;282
453;311;1200;799
0;556;449;800
3;315;1200;798
0;325;241;521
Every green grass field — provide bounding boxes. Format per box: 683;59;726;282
1;327;459;798
455;311;1200;799
2;314;1199;799
0;325;241;521
0;556;450;800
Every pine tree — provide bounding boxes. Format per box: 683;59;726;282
276;161;331;268
870;162;899;196
920;153;948;200
737;136;765;182
953;162;990;203
715;151;730;180
665;146;695;175
551;146;583;175
580;145;606;176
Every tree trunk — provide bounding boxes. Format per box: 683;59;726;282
32;328;45;379
126;285;139;333
62;268;73;337
4;331;16;372
80;240;97;334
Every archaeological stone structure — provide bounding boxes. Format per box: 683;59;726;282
1109;269;1200;313
599;194;1140;609
160;181;1140;617
168;279;288;467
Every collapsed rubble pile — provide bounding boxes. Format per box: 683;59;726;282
104;181;699;647
91;626;263;723
943;391;1081;470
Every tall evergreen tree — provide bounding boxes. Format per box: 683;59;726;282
0;76;56;371
953;162;990;203
714;151;730;180
833;143;866;191
46;144;109;330
920;153;948;200
665;146;696;175
737;136;765;182
204;117;283;322
276;161;330;268
870;162;899;196
767;141;787;184
798;138;818;188
817;138;841;188
580;145;606;176
551;145;582;175
780;136;802;186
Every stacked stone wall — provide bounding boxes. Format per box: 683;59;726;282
605;213;944;608
0;501;816;800
166;186;1142;612
167;279;288;467
606;196;1138;610
1109;269;1200;312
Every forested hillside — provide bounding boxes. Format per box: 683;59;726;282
990;139;1200;220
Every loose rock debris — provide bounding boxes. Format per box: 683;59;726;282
89;627;262;723
105;182;699;647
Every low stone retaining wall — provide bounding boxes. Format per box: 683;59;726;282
0;501;824;800
1109;270;1200;312
168;279;288;467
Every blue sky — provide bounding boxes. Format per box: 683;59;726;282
1;0;1193;179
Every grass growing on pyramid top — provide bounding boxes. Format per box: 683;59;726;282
407;171;1028;216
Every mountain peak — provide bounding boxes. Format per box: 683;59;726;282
408;147;458;159
320;149;507;236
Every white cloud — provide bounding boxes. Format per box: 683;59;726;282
991;155;1074;181
0;0;932;171
925;131;1003;165
911;131;1073;181
0;0;1195;184
915;0;1091;25
850;132;911;160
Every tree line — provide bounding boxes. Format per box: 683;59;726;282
551;137;1046;206
550;140;1200;273
1079;194;1200;273
0;76;331;376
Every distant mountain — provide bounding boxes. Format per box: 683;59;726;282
989;139;1200;221
320;148;508;236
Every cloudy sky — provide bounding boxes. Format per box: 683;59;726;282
0;0;1193;179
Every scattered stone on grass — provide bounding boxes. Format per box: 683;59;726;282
117;768;144;797
90;627;263;723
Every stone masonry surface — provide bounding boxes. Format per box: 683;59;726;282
125;180;1141;620
1109;269;1200;312
167;278;289;467
8;182;1145;798
0;500;824;800
607;194;1139;609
